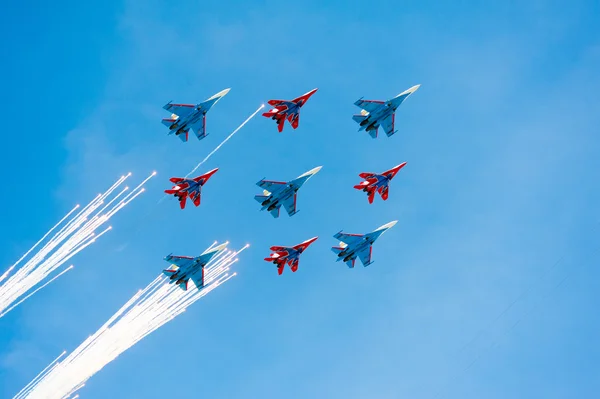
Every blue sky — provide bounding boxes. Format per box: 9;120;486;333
1;0;600;398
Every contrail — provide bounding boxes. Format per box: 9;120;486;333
156;104;264;207
0;172;155;319
186;104;265;177
15;243;247;399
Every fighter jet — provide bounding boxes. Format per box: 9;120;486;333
262;88;318;132
164;168;218;209
352;84;420;138
254;166;322;218
264;236;318;275
354;162;407;204
331;221;397;268
161;88;230;142
162;242;227;290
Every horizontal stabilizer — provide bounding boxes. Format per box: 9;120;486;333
162;118;176;127
162;268;177;276
331;246;344;255
352;114;368;124
254;194;269;204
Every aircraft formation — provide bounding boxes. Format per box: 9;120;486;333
162;85;419;284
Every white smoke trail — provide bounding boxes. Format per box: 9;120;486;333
186;104;265;177
0;172;155;319
16;243;247;399
0;206;79;285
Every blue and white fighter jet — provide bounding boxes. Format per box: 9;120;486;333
254;166;322;218
352;84;420;138
161;88;230;142
331;221;397;268
162;242;227;290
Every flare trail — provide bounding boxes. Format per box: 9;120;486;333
0;172;155;319
15;243;247;399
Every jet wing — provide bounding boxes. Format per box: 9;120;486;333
282;193;297;216
357;245;373;267
333;231;364;247
170;177;188;185
287;113;299;129
381;114;396;137
189;269;205;290
267;100;289;108
165;255;194;270
354;98;384;113
190;115;207;140
359;172;378;180
189;190;201;207
257;179;287;192
270;245;292;253
164;103;196;118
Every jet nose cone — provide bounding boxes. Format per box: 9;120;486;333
309;166;323;175
380;220;398;230
397;84;421;97
298;166;323;179
209;88;231;102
